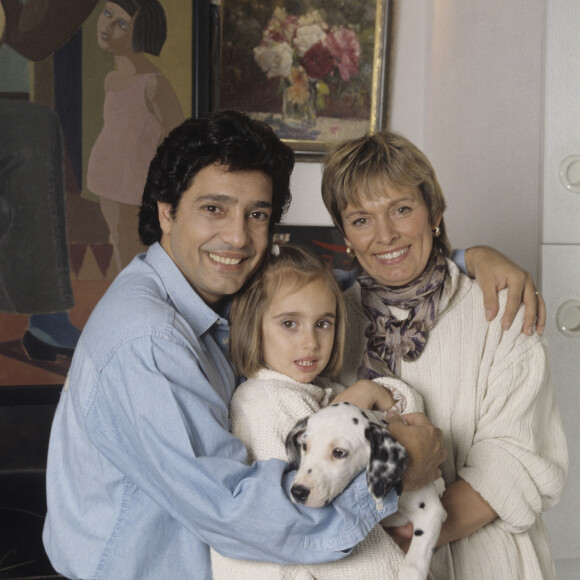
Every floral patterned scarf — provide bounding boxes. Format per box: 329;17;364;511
357;253;449;379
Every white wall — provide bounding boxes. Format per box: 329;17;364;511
422;1;543;279
540;2;580;576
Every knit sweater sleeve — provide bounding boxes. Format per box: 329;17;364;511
371;376;426;415
458;303;568;534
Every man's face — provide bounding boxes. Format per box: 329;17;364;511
158;164;273;306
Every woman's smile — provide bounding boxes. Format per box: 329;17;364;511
374;245;410;263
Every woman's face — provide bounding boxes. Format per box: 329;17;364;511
341;181;440;287
97;2;134;54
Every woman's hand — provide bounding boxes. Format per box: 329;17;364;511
386;478;497;550
464;246;546;336
330;380;396;410
388;413;446;492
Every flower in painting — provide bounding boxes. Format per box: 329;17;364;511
262;7;298;45
297;9;327;28
254;42;293;79
326;27;361;82
294;23;327;57
301;41;335;80
286;67;310;105
253;7;362;115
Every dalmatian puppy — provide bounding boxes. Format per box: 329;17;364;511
285;401;446;580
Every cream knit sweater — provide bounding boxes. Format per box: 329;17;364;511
339;260;568;579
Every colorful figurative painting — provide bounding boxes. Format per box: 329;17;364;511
0;0;192;388
216;0;392;157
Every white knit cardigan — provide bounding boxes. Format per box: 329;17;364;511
339;259;568;579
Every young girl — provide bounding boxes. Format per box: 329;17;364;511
87;0;184;275
211;244;424;580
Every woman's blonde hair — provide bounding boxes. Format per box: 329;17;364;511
229;244;346;379
321;130;452;258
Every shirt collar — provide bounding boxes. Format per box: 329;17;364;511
144;243;229;337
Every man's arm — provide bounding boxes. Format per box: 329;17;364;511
86;336;397;565
463;246;545;336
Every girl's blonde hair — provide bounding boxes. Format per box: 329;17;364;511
229;244;346;379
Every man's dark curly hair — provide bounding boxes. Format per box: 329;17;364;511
138;110;295;246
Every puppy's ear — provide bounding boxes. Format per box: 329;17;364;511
364;422;407;508
285;417;308;470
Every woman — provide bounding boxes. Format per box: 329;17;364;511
88;0;184;274
321;131;568;579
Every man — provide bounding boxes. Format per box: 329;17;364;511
43;111;542;579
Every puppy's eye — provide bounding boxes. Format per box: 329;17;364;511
332;448;348;459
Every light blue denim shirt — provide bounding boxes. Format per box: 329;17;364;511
43;243;397;580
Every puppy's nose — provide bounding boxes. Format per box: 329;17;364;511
290;484;310;504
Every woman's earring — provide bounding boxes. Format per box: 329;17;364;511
432;226;441;237
346;245;356;257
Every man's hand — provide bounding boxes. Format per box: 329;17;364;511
464;246;546;336
330;380;396;410
387;413;446;492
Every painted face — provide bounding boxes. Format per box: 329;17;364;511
261;278;337;383
158;165;273;307
341;182;440;287
97;2;134;54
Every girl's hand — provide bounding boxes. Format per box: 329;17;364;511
331;380;396;410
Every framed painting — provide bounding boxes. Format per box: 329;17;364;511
209;0;394;160
0;0;193;396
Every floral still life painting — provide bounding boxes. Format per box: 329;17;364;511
217;0;392;156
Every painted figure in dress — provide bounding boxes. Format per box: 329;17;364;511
87;0;185;275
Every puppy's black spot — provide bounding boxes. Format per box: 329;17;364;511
374;447;391;462
331;403;340;407
307;469;312;474
414;529;424;537
361;410;370;420
352;417;359;425
381;419;388;425
342;401;351;406
419;502;426;509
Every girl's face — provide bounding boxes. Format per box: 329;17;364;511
97;2;135;54
261;278;337;384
